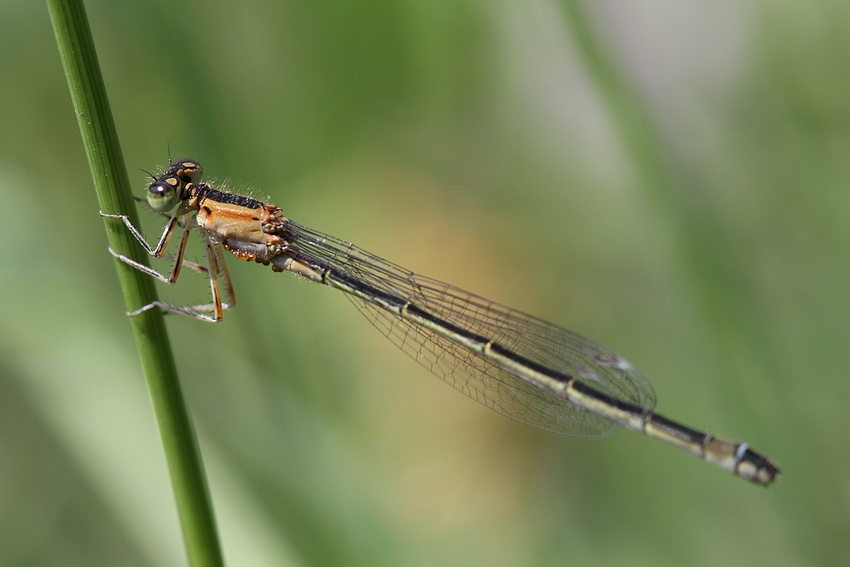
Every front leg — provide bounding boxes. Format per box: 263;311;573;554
100;210;179;257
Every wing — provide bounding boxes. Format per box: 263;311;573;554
282;220;656;437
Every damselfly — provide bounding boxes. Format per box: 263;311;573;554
102;159;780;485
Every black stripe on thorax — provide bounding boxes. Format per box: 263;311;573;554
196;184;264;209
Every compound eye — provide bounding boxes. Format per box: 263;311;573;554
147;179;178;212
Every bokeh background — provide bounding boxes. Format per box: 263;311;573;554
1;1;846;565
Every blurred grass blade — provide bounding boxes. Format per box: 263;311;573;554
46;0;224;565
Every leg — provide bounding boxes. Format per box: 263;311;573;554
103;210;234;322
100;210;179;257
106;221;193;285
125;240;236;322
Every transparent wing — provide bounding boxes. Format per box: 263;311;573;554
283;220;657;437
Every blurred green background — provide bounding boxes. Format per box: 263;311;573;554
1;1;846;565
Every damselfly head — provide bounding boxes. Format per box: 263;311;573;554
146;159;203;212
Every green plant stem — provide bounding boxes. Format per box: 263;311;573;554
46;1;224;565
